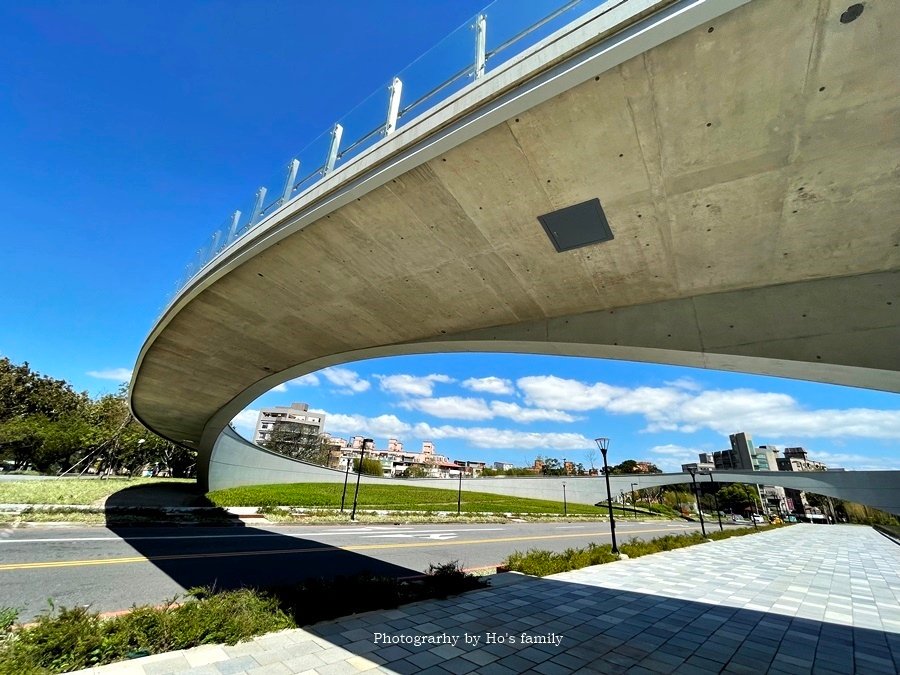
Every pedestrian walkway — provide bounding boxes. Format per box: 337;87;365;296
75;525;900;674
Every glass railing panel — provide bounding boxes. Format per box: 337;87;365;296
289;127;333;198
395;12;481;128
330;84;391;171
485;0;607;73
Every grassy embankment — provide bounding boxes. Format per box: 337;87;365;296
207;482;668;519
0;478;192;505
0;478;678;523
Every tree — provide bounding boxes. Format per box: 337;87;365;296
261;421;328;465
0;362;194;477
611;459;639;474
585;448;598;473
401;464;429;478
354;457;384;476
540;458;564;476
716;484;761;513
0;357;88;423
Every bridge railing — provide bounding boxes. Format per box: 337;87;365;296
168;0;611;307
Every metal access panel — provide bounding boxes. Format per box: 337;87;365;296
538;198;614;252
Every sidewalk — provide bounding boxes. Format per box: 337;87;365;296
75;525;900;674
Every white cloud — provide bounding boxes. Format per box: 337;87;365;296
271;383;289;393
290;373;320;387
411;422;593;450
398;395;578;424
322;367;370;393
489;401;579;423
462;376;514;395
647;444;704;472
665;377;703;391
400;396;494;420
518;375;623;411
87;367;133;382
377;373;452;397
518;375;900;442
231;409;259;438
324;412;411;438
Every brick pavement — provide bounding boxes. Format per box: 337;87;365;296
75;525;900;674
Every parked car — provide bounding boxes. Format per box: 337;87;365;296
769;515;783;525
751;514;765;523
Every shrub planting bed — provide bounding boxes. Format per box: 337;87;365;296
0;562;484;674
505;525;783;576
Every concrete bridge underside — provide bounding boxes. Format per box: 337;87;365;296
130;0;900;496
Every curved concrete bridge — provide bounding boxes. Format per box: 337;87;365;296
130;0;900;500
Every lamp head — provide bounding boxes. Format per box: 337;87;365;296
594;437;610;455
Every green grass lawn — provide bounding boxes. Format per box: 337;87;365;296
207;482;635;516
0;478;192;505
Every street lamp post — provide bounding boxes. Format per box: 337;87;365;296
630;482;638;519
562;482;567;516
457;466;463;515
350;438;372;521
595;437;619;555
687;467;707;538
340;454;351;512
709;471;723;531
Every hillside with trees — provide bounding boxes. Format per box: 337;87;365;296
0;357;194;477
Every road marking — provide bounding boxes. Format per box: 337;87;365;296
0;526;695;572
0;527;506;544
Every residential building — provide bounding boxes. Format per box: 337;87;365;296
493;462;514;472
254;402;325;448
776;447;829;516
681;461;715;473
709;433;784;515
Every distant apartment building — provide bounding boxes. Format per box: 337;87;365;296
776;447;829;515
708;433;784;514
334;438;463;478
454;460;486;477
494;462;514;472
254;402;325;447
695;435;834;516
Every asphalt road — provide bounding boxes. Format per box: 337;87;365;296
0;519;708;621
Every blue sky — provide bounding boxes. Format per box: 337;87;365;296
1;1;897;473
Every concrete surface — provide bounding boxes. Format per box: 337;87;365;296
72;525;900;674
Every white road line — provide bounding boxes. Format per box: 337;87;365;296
0;527;508;544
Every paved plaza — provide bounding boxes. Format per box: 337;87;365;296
76;525;900;674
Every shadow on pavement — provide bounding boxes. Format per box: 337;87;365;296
302;574;900;673
103;483;421;595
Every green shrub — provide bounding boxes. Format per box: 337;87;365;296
504;525;778;576
0;608;17;636
424;561;484;598
505;544;617;576
0;592;293;674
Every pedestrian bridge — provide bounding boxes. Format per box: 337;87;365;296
129;0;900;496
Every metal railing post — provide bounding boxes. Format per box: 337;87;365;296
280;159;300;205
226;210;241;244
475;14;487;79
386;77;402;135
249;187;267;226
325;123;343;174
